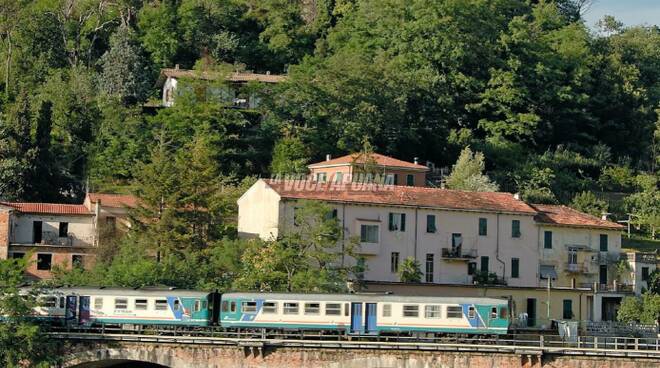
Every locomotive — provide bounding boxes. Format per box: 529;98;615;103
31;287;510;335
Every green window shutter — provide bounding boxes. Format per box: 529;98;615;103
388;213;395;231
512;220;520;238
400;213;406;232
511;258;520;278
426;215;436;233
599;234;608;252
562;300;573;319
406;174;414;186
479;218;487;236
480;256;489;272
544;231;552;249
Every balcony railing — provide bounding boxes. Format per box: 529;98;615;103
441;247;477;260
579;282;634;293
564;262;596;274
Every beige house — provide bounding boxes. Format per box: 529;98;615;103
307;153;430;187
0;193;137;279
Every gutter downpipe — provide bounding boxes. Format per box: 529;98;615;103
341;203;346;267
414;208;419;262
496;213;506;281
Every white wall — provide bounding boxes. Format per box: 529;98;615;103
11;214;95;247
237;180;282;240
162;77;177;107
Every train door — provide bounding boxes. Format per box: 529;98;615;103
65;296;78;324
78;296;91;324
365;303;377;334
350;303;363;334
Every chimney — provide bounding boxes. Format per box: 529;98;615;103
266;71;271;75
601;212;612;221
326;154;332;161
513;193;521;200
175;64;180;70
413;157;419;165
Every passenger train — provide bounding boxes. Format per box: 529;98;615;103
28;287;511;335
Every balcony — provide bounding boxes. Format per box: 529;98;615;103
441;247;477;261
564;262;596;274
579;282;634;294
598;251;624;264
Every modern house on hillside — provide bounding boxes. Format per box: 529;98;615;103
155;67;286;108
0;193;137;279
307;153;430;187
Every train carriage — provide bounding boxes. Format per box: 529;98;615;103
220;293;510;335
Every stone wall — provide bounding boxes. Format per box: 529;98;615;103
0;209;10;260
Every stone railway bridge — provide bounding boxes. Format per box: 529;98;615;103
56;333;660;368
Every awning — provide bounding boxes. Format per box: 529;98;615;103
540;265;557;280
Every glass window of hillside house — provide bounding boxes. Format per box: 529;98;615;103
388;213;406;231
468;262;477;275
425;254;434;282
642;267;650;282
72;255;84;269
481;256;489;272
316;172;326;183
599;234;608;252
58;222;68;238
106;216;116;227
37;253;52;270
391;252;399;273
563;299;573;319
511;258;520;278
33;221;42;243
335;172;343;183
452;233;462;253
426;214;436;233
478;218;487;236
544;231;552;249
512;220;521;238
360;224;379;243
10;252;25;259
406;174;414;186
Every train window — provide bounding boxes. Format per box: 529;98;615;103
230;301;236;313
59;297;65;308
382;304;391;317
221;301;228;312
325;303;341;316
242;302;258;313
201;300;208;310
173;300;181;311
155;300;168;311
304;303;320;315
468;306;476;319
94;297;103;310
135;299;148;310
402;305;419;317
194;300;201;312
115;298;128;310
263;302;278;314
344;303;349;316
41;297;57;308
446;306;462;319
283;302;299;315
499;307;508;319
425;305;442;319
490;307;497;319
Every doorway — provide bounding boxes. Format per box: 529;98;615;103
526;298;536;327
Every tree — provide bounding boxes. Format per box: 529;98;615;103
99;25;152;104
398;257;422;283
618;293;660;325
0;258;59;367
625;175;660;238
570;191;608;217
270;134;310;175
0;92;35;200
446;147;499;192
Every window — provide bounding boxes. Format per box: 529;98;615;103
511;258;520;279
115;298;128;310
335;172;343;183
406;174;414;186
316;172;327;183
58;222;69;238
446;306;462;319
425;254;434;283
173;299;181;311
94;297;103;310
490;307;497;319
388;212;406;231
599;234;608;252
467;262;477;275
390;252;399;273
37;254;52;271
344;303;349;316
499;307;508;319
283;302;299;315
106;216;116;227
468;306;476;319
194;300;201;312
304;303;320;315
642;267;650;282
135;299;148;310
563;299;573;319
360;224;379;243
385;174;395;185
263;302;278;314
425;305;441;318
325;303;341;316
221;301;228;312
480;256;489;273
155;300;168;311
451;233;462;251
33;221;42;243
402;305;419;317
512;220;521;238
10;252;25;259
242;301;257;313
478;218;488;236
72;255;84;269
59;297;65;308
426;214;436;233
42;297;57;308
544;231;553;249
568;247;578;265
230;302;236;312
356;258;365;280
382;304;392;317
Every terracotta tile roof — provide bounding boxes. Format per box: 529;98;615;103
87;193;139;208
264;179;537;214
157;68;286;86
530;204;624;230
308;153;430;171
0;202;92;216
